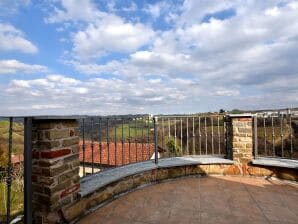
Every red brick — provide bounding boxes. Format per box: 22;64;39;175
32;150;39;159
32;175;38;182
41;149;71;159
60;184;80;198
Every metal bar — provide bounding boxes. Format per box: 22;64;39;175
263;115;267;156
272;116;275;157
192;117;195;155
205;117;207;155
289;114;293;158
186;117;189;155
6;117;13;223
99;118;102;171
154;117;158;164
82;118;86;176
180;118;183;154
128;118;131;163
174;118;177;156
141;117;144;161
115;117;117;166
107;118;110;165
91;118;94;174
211;117;214;155
161;117;165;156
135;118;137;162
254;116;258;158
199;117;201;155
280;116;284;157
24;117;32;224
147;116;150;160
122;118;124;164
217;116;221;155
168;117;170;138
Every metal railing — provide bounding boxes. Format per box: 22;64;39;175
79;115;156;177
0;117;32;224
156;115;227;158
253;114;298;159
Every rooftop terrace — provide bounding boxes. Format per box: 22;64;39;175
79;176;298;224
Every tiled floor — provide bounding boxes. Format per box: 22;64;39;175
78;176;298;224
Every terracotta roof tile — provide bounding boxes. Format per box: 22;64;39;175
79;141;155;166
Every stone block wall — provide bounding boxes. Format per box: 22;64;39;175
31;119;80;223
226;115;253;164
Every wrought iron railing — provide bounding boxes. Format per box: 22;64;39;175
79;115;156;177
253;113;298;159
0;117;32;224
156;115;227;158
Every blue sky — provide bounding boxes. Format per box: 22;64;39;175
0;0;297;115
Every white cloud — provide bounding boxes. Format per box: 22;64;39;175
46;0;155;60
0;23;38;53
72;17;154;60
0;60;48;74
45;0;103;23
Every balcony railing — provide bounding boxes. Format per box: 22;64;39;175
0;117;32;224
79;115;155;177
156;115;227;158
253;113;298;159
79;115;228;178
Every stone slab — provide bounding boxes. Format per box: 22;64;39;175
79;156;234;197
252;157;298;169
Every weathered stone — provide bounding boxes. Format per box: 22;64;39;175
36;140;61;150
44;180;72;196
168;167;185;178
62;137;79;147
42;164;69;177
62;199;87;222
58;168;79;184
64;153;79;164
45;129;70;140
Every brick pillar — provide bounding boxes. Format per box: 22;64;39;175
32;118;80;223
226;114;253;164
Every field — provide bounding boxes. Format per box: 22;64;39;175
0;178;24;222
0;120;24;221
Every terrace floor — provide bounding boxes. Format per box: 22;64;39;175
79;176;298;224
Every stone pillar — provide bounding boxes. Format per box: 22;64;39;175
32;118;80;223
226;114;253;164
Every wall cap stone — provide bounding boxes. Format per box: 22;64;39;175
252;157;298;169
226;113;254;118
79;156;234;198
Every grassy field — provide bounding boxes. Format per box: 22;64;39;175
0;180;24;222
0;120;24;221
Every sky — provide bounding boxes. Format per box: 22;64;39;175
0;0;297;116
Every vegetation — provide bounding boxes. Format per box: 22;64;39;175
0;120;24;221
166;138;181;156
0;166;24;221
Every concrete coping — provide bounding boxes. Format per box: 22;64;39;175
252;157;298;169
226;113;253;118
79;156;234;198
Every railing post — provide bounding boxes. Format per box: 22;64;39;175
154;117;158;164
6;117;13;224
31;118;80;223
24;117;33;224
225;114;254;164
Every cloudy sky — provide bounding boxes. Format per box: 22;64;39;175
0;0;297;115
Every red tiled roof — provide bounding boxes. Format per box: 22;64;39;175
12;154;24;164
79;141;155;166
